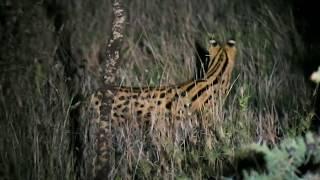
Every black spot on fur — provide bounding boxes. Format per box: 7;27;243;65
160;92;166;98
166;102;172;109
185;83;196;92
122;107;129;113
123;101;129;105
167;89;173;94
145;112;152;117
204;96;212;104
116;104;122;109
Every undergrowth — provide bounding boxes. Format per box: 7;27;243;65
241;132;320;179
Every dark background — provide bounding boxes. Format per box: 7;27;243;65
292;0;320;131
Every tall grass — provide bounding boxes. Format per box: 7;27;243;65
0;0;313;179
